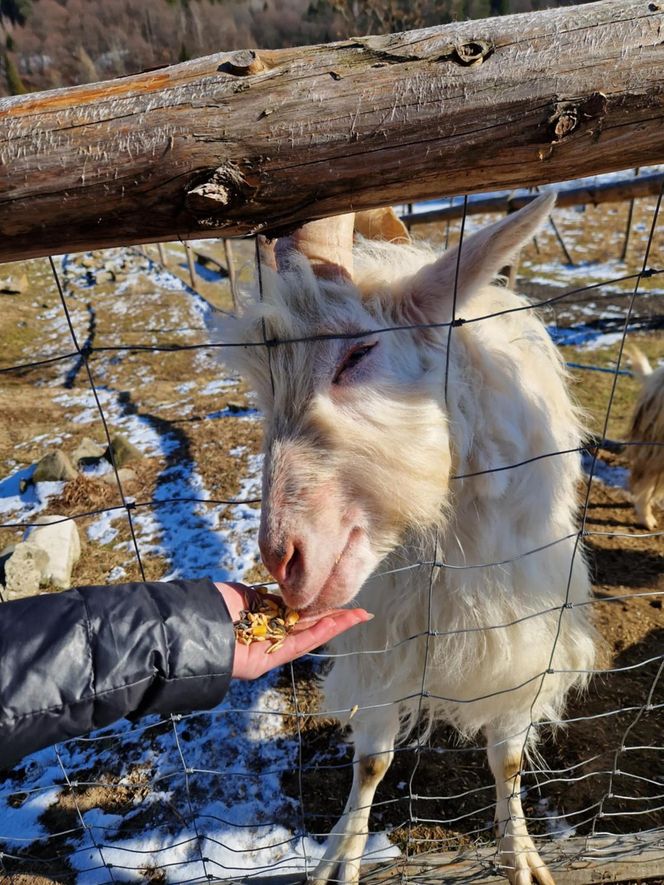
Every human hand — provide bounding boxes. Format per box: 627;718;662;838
215;583;372;680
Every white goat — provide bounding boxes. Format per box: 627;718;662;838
216;196;595;885
627;346;664;530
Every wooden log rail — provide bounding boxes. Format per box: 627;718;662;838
0;0;663;263
401;172;664;226
233;832;664;885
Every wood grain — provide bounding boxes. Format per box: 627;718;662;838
0;0;663;262
228;832;664;884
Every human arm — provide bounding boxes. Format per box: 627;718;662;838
0;578;370;770
0;578;233;770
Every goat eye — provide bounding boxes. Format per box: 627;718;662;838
334;342;377;384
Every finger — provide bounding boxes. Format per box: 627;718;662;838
293;607;372;630
261;610;372;670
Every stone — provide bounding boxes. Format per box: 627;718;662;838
0;273;28;295
31;451;78;484
24;515;81;589
0;544;16;590
100;467;137;489
72;437;106;464
104;434;142;468
3;543;49;600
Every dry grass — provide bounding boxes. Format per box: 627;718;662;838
0;201;662;879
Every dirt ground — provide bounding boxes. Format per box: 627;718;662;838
0;195;662;882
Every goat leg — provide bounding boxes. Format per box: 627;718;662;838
631;477;658;530
486;726;556;885
312;707;398;885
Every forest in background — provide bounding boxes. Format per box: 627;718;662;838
0;0;598;96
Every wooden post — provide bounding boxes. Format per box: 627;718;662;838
0;0;662;262
223;239;238;310
184;241;197;288
620;168;640;263
548;214;575;266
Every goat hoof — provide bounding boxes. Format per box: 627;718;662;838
311;863;360;885
498;833;556;885
312;852;362;885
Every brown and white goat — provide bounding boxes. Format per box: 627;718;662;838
627;346;664;530
215;196;595;885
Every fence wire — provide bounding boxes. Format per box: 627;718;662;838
0;168;662;884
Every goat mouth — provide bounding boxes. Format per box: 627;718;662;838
300;526;366;615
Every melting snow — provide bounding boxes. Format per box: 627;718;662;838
2;171;657;878
582;453;629;489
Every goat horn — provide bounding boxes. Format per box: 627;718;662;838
354;207;410;244
276;213;355;282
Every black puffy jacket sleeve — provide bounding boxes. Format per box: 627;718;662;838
0;578;235;770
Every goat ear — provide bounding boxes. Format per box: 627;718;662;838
405;193;555;321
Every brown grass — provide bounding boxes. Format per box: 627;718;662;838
0;205;662;877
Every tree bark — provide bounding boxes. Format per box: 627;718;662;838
0;0;663;262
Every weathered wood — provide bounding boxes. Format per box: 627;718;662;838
226;832;664;885
0;0;663;263
184;240;197;288
223;238;238;310
401;172;664;226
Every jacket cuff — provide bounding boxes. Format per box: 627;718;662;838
131;578;235;718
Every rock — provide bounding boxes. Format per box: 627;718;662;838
225;400;247;413
72;437;106;464
100;467;136;489
0;544;16;590
31;451;78;484
24;516;81;589
3;543;49;600
0;273;28;295
104;434;142;468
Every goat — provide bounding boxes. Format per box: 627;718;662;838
214;196;595;885
627;346;664;530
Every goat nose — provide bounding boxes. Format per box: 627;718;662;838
259;536;304;588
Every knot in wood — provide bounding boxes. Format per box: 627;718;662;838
219;50;265;76
548;93;606;143
185;164;246;221
451;40;493;67
187;181;231;212
549;103;579;141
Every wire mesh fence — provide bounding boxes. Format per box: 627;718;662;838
0;164;662;883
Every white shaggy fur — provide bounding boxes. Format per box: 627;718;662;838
213;196;595;885
627;346;664;530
